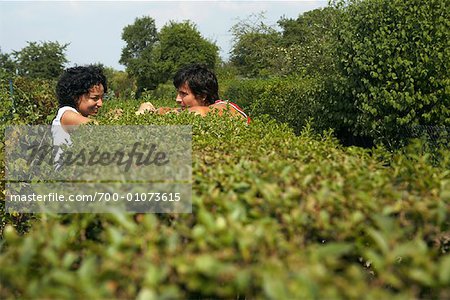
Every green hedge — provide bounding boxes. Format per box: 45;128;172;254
334;0;450;147
0;76;58;234
222;0;449;148
223;75;331;134
0;76;58;125
1;100;449;299
141;82;177;104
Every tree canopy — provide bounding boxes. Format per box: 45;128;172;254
277;7;338;76
229;9;340;78
120;17;219;95
229;13;281;77
157;21;219;82
12;41;68;80
0;48;16;77
120;16;158;63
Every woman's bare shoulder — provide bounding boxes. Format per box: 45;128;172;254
60;110;91;126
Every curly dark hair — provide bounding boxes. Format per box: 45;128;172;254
173;63;219;105
56;65;108;108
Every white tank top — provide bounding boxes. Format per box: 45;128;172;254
51;106;79;168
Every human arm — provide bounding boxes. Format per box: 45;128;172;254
199;103;247;120
182;104;247;120
186;106;211;116
156;107;181;114
60;110;95;132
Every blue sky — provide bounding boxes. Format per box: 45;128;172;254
0;1;327;71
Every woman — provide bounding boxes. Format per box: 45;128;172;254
52;65;107;167
53;65;106;128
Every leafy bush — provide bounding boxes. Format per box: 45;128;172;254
103;67;137;100
0;76;55;239
277;7;339;77
141;82;176;103
223;75;329;134
333;0;450;147
0;76;57;125
229;13;282;78
1;100;448;299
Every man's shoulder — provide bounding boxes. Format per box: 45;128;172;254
188;106;211;116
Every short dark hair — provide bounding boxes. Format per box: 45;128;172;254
56;65;107;108
173;63;219;105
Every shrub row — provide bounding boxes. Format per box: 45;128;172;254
1;100;449;298
0;76;58;125
223;0;449;149
223;75;331;135
141;82;176;104
333;0;450;147
0;76;58;234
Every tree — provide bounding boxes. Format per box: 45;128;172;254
120;17;219;94
13;41;68;80
0;48;16;76
156;21;219;82
119;16;159;94
229;9;341;78
120;16;158;63
277;7;339;76
229;13;281;77
103;67;136;99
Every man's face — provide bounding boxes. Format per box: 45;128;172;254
175;83;205;109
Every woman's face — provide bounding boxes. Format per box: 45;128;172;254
175;83;205;109
77;84;104;117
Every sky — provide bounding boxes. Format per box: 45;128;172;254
0;1;327;71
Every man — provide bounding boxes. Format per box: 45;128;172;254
137;63;250;123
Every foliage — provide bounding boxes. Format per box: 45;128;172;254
141;83;176;103
228;1;449;149
120;17;158;64
120;18;219;95
229;8;340;78
0;76;56;238
0;48;16;77
119;16;159;95
1;2;450;297
156;21;219;82
0;76;57;125
1;99;448;299
12;41;68;80
333;0;450;147
103;67;136;100
229;13;282;77
223;75;328;134
277;7;339;77
215;62;240;97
